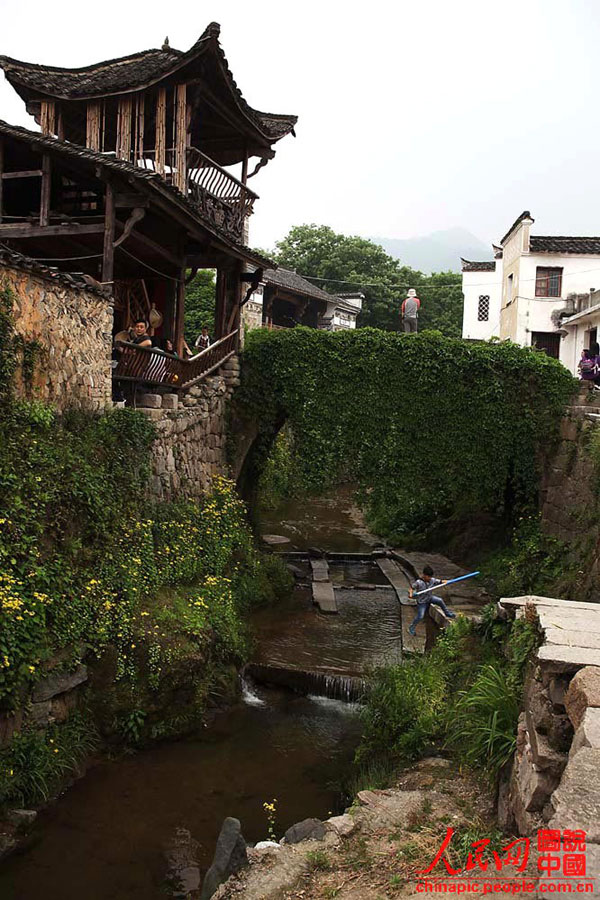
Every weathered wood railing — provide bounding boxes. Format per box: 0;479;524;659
132;146;257;241
113;330;238;391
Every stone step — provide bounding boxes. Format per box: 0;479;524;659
311;582;337;614
501;595;600;613
310;559;330;583
538;644;600;672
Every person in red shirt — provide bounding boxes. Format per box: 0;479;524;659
401;289;421;333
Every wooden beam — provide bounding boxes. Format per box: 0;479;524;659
39;155;51;227
114;193;150;209
116;97;132;161
40;101;56;136
174;269;186;356
1;170;43;180
155;88;167;176
86;101;101;152
135;93;145;163
0;140;3;224
113;208;146;248
102;182;115;284
56;107;64;141
114;219;181;268
0;222;105;238
174;84;187;194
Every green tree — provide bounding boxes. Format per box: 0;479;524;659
185;269;216;345
272;224;462;336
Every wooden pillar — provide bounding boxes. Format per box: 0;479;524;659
0;140;3;223
214;268;228;339
102;182;115;284
86;101;101;151
174;268;186;357
155;88;167;176
135;94;145;163
241;148;249;185
40;101;56;136
56;107;64;141
39;155;51;226
116;97;132;160
174;84;187;194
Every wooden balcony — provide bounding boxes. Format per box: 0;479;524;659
113;329;238;391
133;146;257;243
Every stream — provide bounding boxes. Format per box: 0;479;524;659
0;487;486;900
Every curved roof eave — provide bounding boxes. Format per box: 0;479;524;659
0;23;297;146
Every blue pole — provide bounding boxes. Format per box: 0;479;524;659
412;571;480;598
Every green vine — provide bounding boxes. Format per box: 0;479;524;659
237;328;575;542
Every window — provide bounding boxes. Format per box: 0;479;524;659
535;267;563;298
477;295;490;321
506;273;514;305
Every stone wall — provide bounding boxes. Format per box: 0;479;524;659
498;598;600;882
141;355;241;501
1;256;113;412
541;397;600;600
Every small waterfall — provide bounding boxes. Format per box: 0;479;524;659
240;674;266;706
245;663;367;703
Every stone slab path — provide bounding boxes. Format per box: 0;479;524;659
500;594;600;670
309;559;330;583
311;581;337;614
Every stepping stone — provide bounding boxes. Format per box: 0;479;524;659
310;559;329;582
376;558;411;603
261;534;291;545
312;582;337;614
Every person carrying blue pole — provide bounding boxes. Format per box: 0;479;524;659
408;564;456;636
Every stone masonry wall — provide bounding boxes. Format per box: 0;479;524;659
2;261;113;412
540;398;600;600
142;355;241;501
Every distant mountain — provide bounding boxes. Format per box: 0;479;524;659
373;228;491;274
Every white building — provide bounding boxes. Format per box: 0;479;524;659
461;250;503;341
320;292;363;331
461;211;600;374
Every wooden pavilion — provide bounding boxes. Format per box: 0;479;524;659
0;23;297;371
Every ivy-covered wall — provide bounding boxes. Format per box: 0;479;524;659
235;328;576;542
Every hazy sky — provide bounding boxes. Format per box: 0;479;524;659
1;0;599;252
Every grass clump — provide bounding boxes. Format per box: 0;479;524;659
357;613;540;782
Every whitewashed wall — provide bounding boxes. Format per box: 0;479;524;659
461;266;502;340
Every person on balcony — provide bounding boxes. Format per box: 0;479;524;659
195;327;212;351
401;289;421;333
130;320;153;347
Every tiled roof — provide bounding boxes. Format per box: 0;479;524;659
529;236;600;255
500;210;534;245
263;267;333;303
0;23;297;143
0;120;273;268
461;259;496;272
0;246;109;296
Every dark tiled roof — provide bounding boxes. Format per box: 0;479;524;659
0;247;109;296
529;236;600;255
0;23;297;143
0;120;273;268
461;259;496;272
500;210;534;245
263;268;334;303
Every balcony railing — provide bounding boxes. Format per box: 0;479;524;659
113;330;238;391
132;146;257;242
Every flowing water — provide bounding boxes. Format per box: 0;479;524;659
0;687;361;900
0;486;486;899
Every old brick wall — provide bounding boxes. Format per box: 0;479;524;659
2;260;113;412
